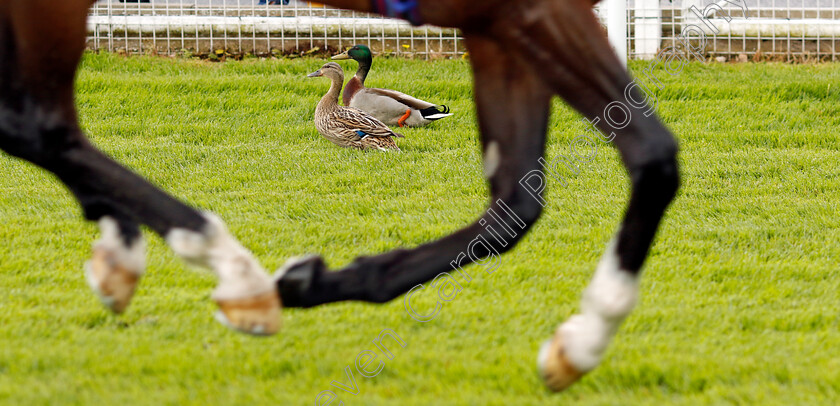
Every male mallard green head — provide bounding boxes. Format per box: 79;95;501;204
307;62;344;81
331;44;373;63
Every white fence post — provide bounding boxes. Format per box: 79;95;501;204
607;0;628;66
635;0;662;60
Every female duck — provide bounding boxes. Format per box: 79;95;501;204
308;62;402;151
332;45;452;128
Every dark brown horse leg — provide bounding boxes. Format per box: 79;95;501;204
277;34;552;309
483;0;679;391
0;1;279;334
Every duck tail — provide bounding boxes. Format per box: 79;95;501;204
419;105;453;120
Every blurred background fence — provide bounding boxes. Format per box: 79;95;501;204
87;0;840;61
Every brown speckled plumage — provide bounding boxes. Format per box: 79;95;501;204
308;62;402;151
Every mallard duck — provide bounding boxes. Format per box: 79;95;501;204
307;62;403;151
332;45;452;128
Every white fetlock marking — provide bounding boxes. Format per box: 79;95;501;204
166;212;272;301
95;216;146;275
560;238;639;372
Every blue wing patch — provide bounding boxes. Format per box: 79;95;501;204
355;130;370;140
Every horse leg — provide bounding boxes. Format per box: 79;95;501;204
484;0;680;391
276;33;552;308
0;1;279;334
0;3;143;314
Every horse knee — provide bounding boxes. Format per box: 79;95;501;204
482;187;544;256
502;189;544;229
0;99;83;168
629;144;680;208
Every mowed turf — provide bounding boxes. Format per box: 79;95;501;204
0;53;838;405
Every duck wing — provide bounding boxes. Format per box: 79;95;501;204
364;87;437;110
330;107;404;138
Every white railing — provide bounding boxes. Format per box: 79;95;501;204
87;0;462;58
87;0;840;61
616;0;840;61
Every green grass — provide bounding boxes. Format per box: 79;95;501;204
1;53;839;405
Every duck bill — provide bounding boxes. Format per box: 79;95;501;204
306;70;322;77
331;51;350;60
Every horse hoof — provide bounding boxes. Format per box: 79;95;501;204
537;332;586;392
84;246;140;314
214;290;281;336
